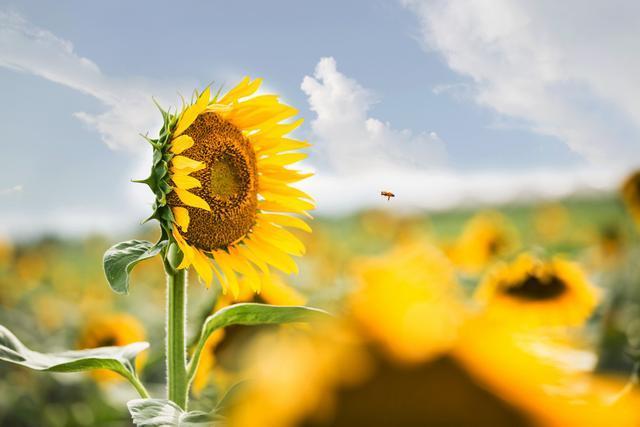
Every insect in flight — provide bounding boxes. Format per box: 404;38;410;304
380;191;395;201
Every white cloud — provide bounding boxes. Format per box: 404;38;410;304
0;10;191;152
403;0;640;167
301;57;447;174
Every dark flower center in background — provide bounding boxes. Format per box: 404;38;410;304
504;274;566;300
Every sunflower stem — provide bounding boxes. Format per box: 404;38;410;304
166;266;189;410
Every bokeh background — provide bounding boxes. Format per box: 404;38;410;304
2;1;640;426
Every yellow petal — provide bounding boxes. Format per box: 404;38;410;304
260;169;314;184
172;207;190;233
213;251;240;298
259;183;313;201
170;135;195;154
236;245;271;274
260;193;315;211
245;237;298;275
171;173;202;190
218;77;262;105
258;152;307;167
172;228;194;269
258;200;314;218
253;118;303;139
172;156;204;171
258;213;311;233
254;221;305;256
191;249;213;287
174;189;211;211
174;87;211;137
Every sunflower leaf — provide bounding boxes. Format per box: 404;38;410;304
103;240;165;294
187;303;330;381
0;324;148;378
127;399;222;427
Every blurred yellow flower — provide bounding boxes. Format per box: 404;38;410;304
228;316;640;427
449;211;519;274
77;313;146;382
155;78;313;296
350;242;464;363
229;324;370;427
474;253;599;327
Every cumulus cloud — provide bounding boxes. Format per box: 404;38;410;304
301;57;446;174
403;0;640;167
0;10;191;152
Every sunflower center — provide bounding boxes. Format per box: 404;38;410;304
97;336;118;347
209;155;243;199
170;111;258;251
504;274;566;300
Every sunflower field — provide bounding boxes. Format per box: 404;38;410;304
2;169;640;426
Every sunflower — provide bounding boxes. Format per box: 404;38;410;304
143;78;313;296
77;313;146;382
350;241;464;363
473;253;599;327
449;211;519;275
621;170;640;227
228;317;640;427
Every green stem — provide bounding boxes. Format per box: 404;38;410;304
124;371;151;399
167;267;188;409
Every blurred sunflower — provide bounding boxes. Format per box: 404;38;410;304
77;313;146;382
474;253;599;327
621;170;640;227
350;241;464;363
144;78;313;295
449;211;519;275
228;316;639;427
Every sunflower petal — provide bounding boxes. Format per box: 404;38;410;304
174;189;211;211
171;173;202;190
218;77;262;104
174;87;211;137
172;207;190;233
191;249;213;287
171;156;205;171
259;213;312;233
170;135;195;154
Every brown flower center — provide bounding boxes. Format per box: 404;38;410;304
503;274;566;301
169;111;258;250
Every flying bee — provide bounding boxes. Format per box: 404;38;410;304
380;191;395;201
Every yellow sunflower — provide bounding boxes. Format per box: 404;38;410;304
474;253;599;327
621;170;640;227
228;316;640;427
350;241;464;363
449;211;519;275
143;78;313;296
77;313;146;382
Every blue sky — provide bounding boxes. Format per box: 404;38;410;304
1;0;639;237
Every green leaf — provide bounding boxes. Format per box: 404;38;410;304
128;399;222;427
103;240;165;294
187;303;330;381
200;303;329;337
0;324;148;378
